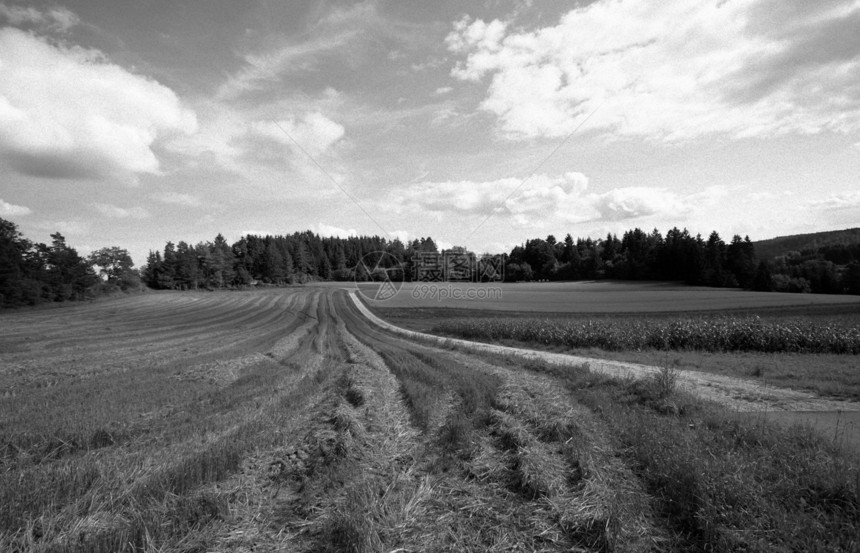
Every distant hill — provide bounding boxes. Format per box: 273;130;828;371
753;228;860;260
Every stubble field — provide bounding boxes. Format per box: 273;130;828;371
1;285;859;552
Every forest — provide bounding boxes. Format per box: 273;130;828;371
508;228;860;294
140;226;860;295
0;217;139;308
2;215;859;309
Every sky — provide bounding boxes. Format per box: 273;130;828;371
1;0;859;266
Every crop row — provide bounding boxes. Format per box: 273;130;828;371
434;316;860;354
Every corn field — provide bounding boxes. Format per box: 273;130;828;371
434;316;860;354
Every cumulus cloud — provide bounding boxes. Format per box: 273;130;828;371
394;172;706;227
0;3;79;31
434;86;453;95
394;172;591;226
93;203;150;219
592;187;690;221
447;1;860;140
0;28;197;180
0;197;31;216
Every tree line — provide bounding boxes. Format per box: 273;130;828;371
4;213;858;308
507;228;759;287
0;217;140;308
506;227;860;294
141;226;860;295
766;243;860;294
141;232;442;290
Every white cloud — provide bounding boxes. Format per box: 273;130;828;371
411;56;446;72
592;187;689;221
394;172;592;226
393;172;711;227
250;112;345;157
154;192;203;207
0;3;79;31
214;3;385;100
430;106;457;127
0;28;197;180
0;197;31;216
161;100;243;171
316;223;358;238
447;1;860;140
434;86;453;95
809;191;860;211
216;30;359;100
93;203;150;219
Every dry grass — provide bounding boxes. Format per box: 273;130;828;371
331;402;366;442
565;368;860;551
11;286;858;551
512;442;568;499
0;289;336;552
489;409;533;451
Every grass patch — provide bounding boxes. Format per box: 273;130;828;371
580;378;860;550
377;348;502;437
0;361;334;552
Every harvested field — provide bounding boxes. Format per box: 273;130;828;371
1;287;858;551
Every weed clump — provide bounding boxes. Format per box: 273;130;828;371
651;365;678;400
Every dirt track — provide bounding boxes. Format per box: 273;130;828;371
348;291;860;414
348;290;860;457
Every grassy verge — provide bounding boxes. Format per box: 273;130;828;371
446;335;860;401
487;354;860;551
